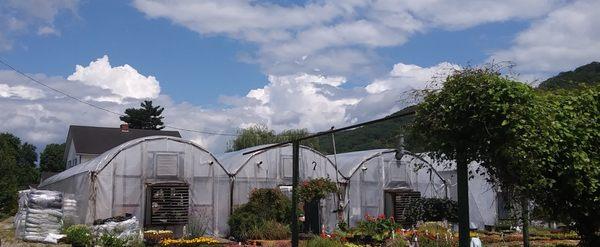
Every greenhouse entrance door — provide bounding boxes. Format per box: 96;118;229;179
303;199;320;234
384;189;420;225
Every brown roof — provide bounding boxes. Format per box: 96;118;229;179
65;125;181;156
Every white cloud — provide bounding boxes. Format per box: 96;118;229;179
0;84;45;100
37;26;60;36
366;62;460;94
0;0;79;51
382;0;562;29
67;55;161;102
0;59;454;153
132;0;561;76
491;0;600;78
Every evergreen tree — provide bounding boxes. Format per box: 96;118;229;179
120;100;165;130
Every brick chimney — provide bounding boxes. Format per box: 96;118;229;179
120;123;129;133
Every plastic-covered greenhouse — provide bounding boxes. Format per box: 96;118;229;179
38;136;231;236
328;149;498;229
216;144;344;232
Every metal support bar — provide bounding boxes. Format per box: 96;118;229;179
291;141;300;247
457;156;470;247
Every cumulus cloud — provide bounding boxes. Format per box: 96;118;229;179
365;62;460;94
0;0;79;50
67;55;161;102
0;54;457;153
491;0;600;79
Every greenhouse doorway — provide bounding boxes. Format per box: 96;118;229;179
303;199;320;234
145;183;190;227
384;188;421;226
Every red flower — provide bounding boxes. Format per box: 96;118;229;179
378;214;385;219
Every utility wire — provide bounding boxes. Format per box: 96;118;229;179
0;57;238;137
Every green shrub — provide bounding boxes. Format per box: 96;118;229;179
245;188;292;223
229;208;262;241
65;224;92;247
228;188;293;240
257;220;291;240
305;237;344;247
99;233;127;247
404;198;458;226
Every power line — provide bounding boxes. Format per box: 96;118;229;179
0;57;238;137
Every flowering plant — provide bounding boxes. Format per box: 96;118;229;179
160;236;220;246
144;230;174;245
297;178;338;202
352;214;400;242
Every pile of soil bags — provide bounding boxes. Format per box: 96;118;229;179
14;189;70;244
92;214;142;244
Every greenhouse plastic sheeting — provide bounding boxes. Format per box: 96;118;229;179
39;136;230;236
217;144;345;232
328;149;498;229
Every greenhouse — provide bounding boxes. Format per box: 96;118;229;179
216;144;344;232
38;136;231;236
328;149;498;229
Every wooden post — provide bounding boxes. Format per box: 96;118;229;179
522;198;530;247
291;141;300;247
457;155;470;247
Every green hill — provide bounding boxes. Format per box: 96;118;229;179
538;61;600;90
315;105;419;154
314;62;600;154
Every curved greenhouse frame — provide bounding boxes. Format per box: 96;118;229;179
217;144;344;232
39;136;230;236
329;149;498;229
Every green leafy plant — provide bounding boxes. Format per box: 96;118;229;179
298;178;338;202
187;208;210;238
258;220;291;240
228;188;293;241
413;66;600;246
305;237;344;247
64;224;92;247
99;233;128;247
353;214;400;243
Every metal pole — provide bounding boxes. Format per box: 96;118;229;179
291;140;300;247
457;155;470;247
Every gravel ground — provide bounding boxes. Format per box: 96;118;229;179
0;216;70;247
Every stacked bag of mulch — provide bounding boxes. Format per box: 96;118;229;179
62;194;79;224
14;189;67;244
92;214;142;244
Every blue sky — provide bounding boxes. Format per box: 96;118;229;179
0;0;598;152
3;0;526;106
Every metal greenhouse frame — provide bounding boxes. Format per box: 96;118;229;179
39;136;231;236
